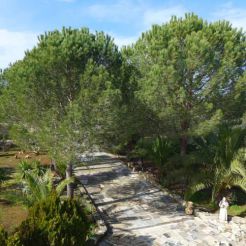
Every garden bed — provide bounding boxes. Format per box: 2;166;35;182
0;149;51;232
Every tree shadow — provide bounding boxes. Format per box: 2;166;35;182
76;153;189;243
0;152;15;157
76;165;131;187
76;153;183;210
78;159;122;167
99;232;157;246
0;198;12;205
0;167;15;182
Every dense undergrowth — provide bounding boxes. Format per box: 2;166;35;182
0;195;95;246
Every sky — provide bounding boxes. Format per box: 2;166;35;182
0;0;245;69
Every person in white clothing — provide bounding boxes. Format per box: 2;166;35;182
219;197;229;222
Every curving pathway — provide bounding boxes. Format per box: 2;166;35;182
75;152;246;246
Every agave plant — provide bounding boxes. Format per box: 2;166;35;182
185;124;246;203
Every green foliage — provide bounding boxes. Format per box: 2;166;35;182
132;137;176;163
159;153;201;187
151;136;175;168
16;162;73;206
185;125;246;202
0;15;246;211
189;188;211;204
10;195;94;246
16;160;44;179
1;27;126;171
129;137;153;158
228;205;246;217
9;125;38;152
0;168;7;183
133;13;246;154
0;225;8;246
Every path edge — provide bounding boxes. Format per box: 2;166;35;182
77;180;111;246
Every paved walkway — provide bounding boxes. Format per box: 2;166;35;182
75;153;246;246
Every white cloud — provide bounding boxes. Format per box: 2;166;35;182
87;1;186;28
87;0;141;23
213;2;246;30
143;5;186;28
86;1;188;49
0;29;38;69
113;35;138;47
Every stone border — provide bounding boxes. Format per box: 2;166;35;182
77;180;110;246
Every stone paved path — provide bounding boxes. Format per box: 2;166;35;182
75;153;246;246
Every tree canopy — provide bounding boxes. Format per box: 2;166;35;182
0;14;245;175
132;14;246;154
1;28;132;166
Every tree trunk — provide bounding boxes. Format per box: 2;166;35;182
66;163;74;199
180;135;188;156
50;159;57;172
180;120;189;156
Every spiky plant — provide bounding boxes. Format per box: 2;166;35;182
18;164;73;206
17;160;45;179
151;136;174;168
185;125;246;203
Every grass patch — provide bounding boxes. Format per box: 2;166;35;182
228;205;246;217
0;149;51;232
0;202;28;233
0;150;51;168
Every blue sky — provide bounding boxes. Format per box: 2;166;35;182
0;0;245;69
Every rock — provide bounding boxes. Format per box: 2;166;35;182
185;201;194;215
231;223;241;236
231;234;236;241
218;224;226;232
163;233;170;238
231;216;246;225
24;154;31;159
194;211;209;220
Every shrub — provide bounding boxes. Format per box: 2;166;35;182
17;162;73;206
0;225;8;246
17;160;45;180
228;204;246;217
11;195;94;246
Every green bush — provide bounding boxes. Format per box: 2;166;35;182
228;205;246;217
11;195;94;246
0;169;5;183
0;225;8;246
17;160;45;180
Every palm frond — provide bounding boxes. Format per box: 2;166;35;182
232;178;246;192
185;181;212;200
56;177;74;195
